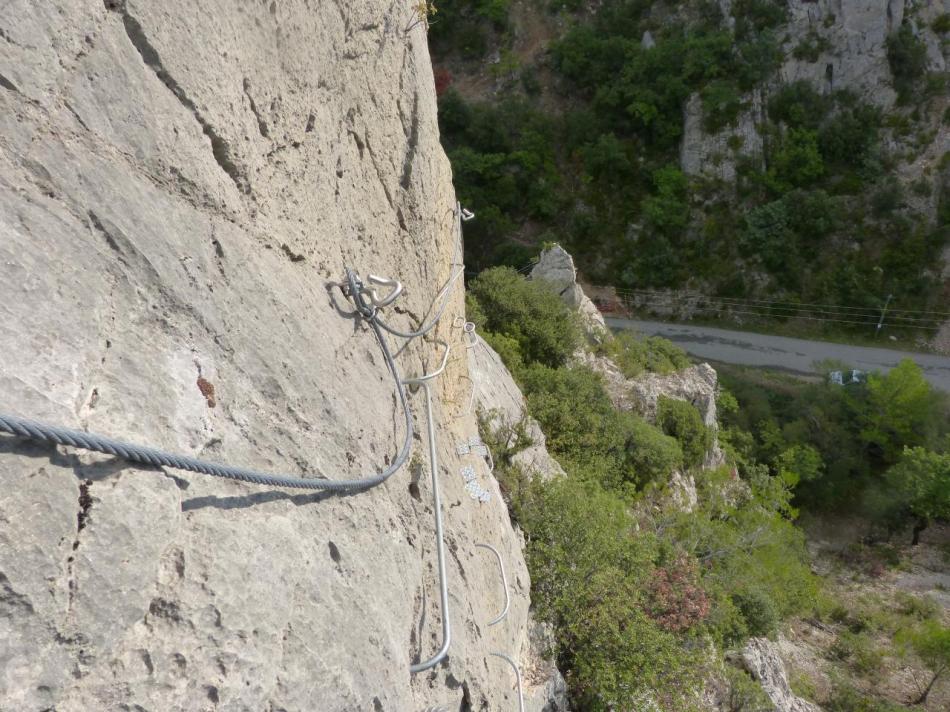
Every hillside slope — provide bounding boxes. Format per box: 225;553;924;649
431;0;949;348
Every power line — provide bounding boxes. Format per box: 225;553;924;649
611;293;944;325
605;286;950;318
614;295;941;330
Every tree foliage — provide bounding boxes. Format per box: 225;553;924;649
859;359;938;463
467;266;582;368
657;396;713;469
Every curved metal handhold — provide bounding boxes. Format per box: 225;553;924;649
489;652;524;712
366;274;404;307
460;207;475;221
475;543;510;626
409;379;451;673
402;340;451;385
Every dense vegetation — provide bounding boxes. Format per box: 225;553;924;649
470;267;819;709
433;0;948;332
718;361;950;540
468;265;950;709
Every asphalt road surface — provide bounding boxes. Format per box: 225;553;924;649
605;318;950;393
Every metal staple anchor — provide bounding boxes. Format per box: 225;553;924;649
404;340;452;673
474;543;509;626
365;274;403;307
489;652;525;712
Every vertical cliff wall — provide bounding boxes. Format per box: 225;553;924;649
0;2;562;710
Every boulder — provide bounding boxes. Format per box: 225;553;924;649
741;638;822;712
530;244;607;339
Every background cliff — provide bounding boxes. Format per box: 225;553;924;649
429;0;949;350
0;2;565;710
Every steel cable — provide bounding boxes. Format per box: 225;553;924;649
0;269;414;491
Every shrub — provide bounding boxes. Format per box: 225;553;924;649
732;0;787;39
896;621;950;704
793;30;831;62
646;555;711;633
597;331;690;378
657;396;713;468
767;128;824;190
522;476;702;709
482;330;524;373
702;80;745;132
468;266;582;367
627;417;685;484
819;102;882;170
674;466;818;643
826;679;915;711
887;22;928;103
768;81;830;129
521;364;683;489
832;631;884;675
732;588;780;637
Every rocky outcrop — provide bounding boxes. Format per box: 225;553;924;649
682;0;948;183
577;352;727;470
781;0;907;106
680;90;765;182
0;2;562;710
740;638;822;712
530;244;607;339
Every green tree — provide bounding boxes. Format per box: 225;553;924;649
767;128;824;191
656;396;713;469
898;621;950;704
642;165;690;237
859;360;937;463
884;447;950;544
887;22;929;103
740;199;795;272
523;476;701;709
468;266;582;367
775;444;824;487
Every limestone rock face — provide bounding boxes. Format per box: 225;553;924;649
530;245;607;339
0;2;562;710
682;0;949;181
781;0;907;106
680;90;764;182
740;638;822;712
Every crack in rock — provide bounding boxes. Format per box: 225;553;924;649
104;0;249;194
242;77;270;139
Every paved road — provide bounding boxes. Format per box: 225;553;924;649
605;318;950;393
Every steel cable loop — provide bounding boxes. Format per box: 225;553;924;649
0;270;414;492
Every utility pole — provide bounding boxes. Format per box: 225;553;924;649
876;293;893;336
